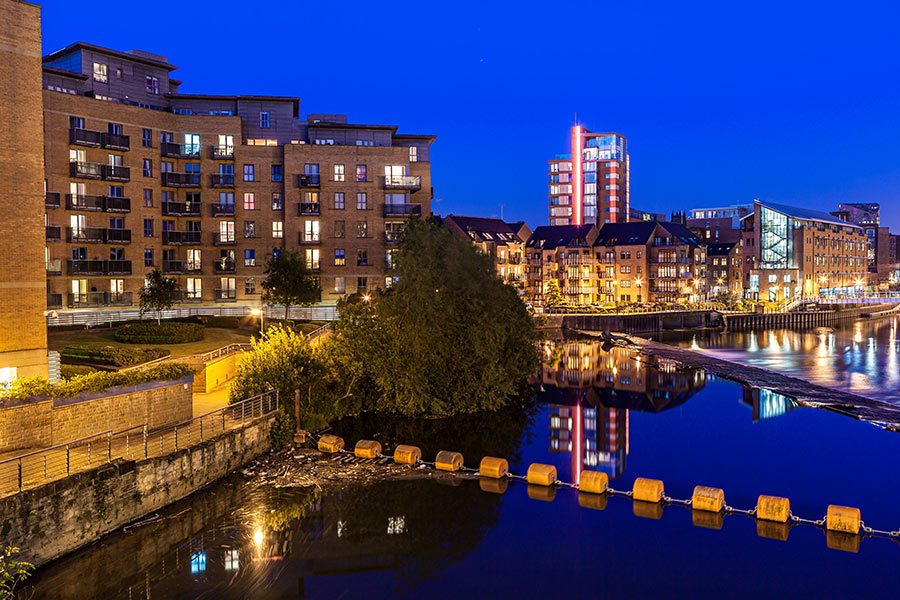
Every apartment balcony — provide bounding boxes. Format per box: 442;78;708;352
162;201;201;217
383;203;422;217
299;233;321;245
67;291;133;308
66;194;103;211
105;228;132;243
66;260;132;276
213;259;236;274
384;232;402;244
101;165;130;182
46;259;62;276
69;127;103;147
160;142;201;159
213;289;237;302
298;202;320;216
383;175;421;191
649;258;692;265
211;203;235;217
210;174;235;187
161;172;201;188
69;161;103;179
211;145;234;160
45;226;61;241
297;174;320;187
47;293;63;309
45;192;61;209
104;134;130;152
174;290;203;304
66;227;105;243
212;233;236;246
105;196;131;212
162;230;202;246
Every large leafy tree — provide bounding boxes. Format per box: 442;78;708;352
261;250;322;319
544;280;565;309
139;268;179;325
331;219;537;416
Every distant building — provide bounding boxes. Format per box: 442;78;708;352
526;224;599;306
706;242;743;296
833;202;880;273
443;215;531;291
686;204;751;243
628;206;665;222
548;127;629;226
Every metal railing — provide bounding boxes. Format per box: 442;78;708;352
46;303;339;327
197;343;251;363
0;391;278;497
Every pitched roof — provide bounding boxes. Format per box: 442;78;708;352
44;42;177;71
758;201;859;228
527;225;595;250
706;242;738;256
657;221;703;246
445;215;527;244
593;222;657;246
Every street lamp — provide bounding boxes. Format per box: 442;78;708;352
634;277;643;304
250;308;264;335
362;293;371;304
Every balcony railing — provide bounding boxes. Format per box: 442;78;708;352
46;259;62;276
101;165;130;182
383;175;421;191
45;226;61;241
297;174;320;187
212;233;236;245
211;203;235;217
299;233;321;245
69;161;103;179
161;172;201;188
69;128;103;147
66;260;132;276
66;227;105;243
45;192;61;209
210;174;235;187
162;230;202;245
160;142;201;159
65;194;131;212
383;203;422;217
162;260;203;275
67;292;133;307
105;228;132;243
213;289;237;302
174;290;204;303
105;196;131;212
162;201;201;217
298;202;320;216
103;133;130;151
213;259;236;274
211;145;235;160
47;293;63;309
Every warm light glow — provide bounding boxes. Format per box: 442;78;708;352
855;279;864;287
634;277;643;286
571;125;583;225
362;293;371;303
250;308;261;316
253;527;264;549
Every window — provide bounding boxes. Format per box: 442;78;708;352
334;220;345;238
143;189;153;207
244;221;256;238
141;128;152;147
143;219;154;237
244;249;256;267
357;249;368;266
243;193;256;210
272;221;283;239
271;193;283;211
333;164;345;182
145;76;159;94
357;277;368;293
271;165;283;182
69;116;85;129
334;276;346;294
356;164;367;182
259;112;271;128
357;221;368;238
243;164;255;181
303;220;319;243
144;248;153;267
93;62;107;83
409;146;418;162
332;192;345;210
245;278;257;295
335;249;346;266
356;192;368;210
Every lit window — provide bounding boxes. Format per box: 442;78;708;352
259;112;271;128
356;193;368;210
243;193;255;210
145;76;159;95
272;221;283;239
190;552;206;574
224;549;239;571
335;249;345;266
334;277;346;294
244;249;256;266
409;146;418;162
334;192;345;210
243;164;255;182
333;164;345;182
93;62;107;83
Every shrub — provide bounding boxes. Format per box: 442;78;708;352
60;364;98;379
0;363;195;403
114;322;204;344
61;345;169;367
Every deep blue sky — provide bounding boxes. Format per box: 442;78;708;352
39;0;900;230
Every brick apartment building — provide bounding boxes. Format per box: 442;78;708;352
39;41;433;309
706;242;743;297
442;215;531;291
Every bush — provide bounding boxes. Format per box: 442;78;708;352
0;363;195;403
61;345;169;367
60;364;99;379
114;322;204;344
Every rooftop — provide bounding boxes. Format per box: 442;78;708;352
756;200;861;229
527;225;596;250
706;242;738;256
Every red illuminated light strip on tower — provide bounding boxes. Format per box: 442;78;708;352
571;125;583;225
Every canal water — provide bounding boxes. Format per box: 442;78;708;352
23;338;900;599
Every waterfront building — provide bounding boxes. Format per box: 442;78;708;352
706;242;743;297
442;215;531;291
740;200;868;300
39;42;433;309
548;127;629;226
832;203;898;282
686;204;750;243
526;224;599;306
0;0;49;381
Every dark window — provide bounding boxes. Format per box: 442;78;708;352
271;165;283;182
144;248;154;267
142;128;152;147
143;219;154;237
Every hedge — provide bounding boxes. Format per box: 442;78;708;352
60;364;99;379
0;363;196;402
61;345;170;367
113;322;204;344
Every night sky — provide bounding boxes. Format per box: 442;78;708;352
39;0;900;230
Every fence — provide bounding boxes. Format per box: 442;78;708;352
47;303;339;328
197;343;251;364
0;391;279;498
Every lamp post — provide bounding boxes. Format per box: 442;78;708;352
634;277;643;305
250;307;264;335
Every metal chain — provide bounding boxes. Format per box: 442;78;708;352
724;505;756;517
663;496;692;507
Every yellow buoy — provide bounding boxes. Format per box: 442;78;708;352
691;486;725;513
393;444;422;465
826;505;861;535
756;495;790;523
317;434;344;453
632;477;664;503
479;456;508;479
526;463;557;487
579;470;609;495
354;439;382;459
435;450;464;472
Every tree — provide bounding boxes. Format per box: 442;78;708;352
139;268;179;325
261;250;322;319
544;280;565;311
0;545;32;598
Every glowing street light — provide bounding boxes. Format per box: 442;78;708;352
250;307;264;334
362;293;372;304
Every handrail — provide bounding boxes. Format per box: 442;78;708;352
0;430;112;466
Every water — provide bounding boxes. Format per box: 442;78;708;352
24;339;900;599
661;315;900;404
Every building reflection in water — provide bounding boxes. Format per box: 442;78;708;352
741;386;798;422
536;340;707;482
